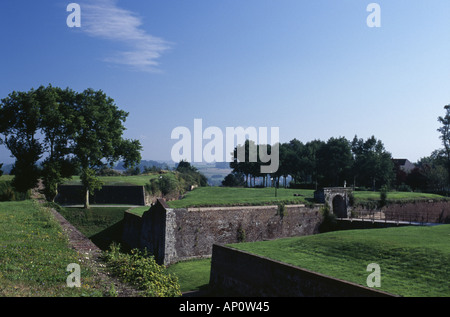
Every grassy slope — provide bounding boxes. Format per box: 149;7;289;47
0;200;103;296
58;206;129;251
230;225;450;297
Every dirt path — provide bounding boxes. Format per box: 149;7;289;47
32;183;142;297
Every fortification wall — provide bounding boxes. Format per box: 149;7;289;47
383;200;450;223
122;200;323;265
209;244;396;297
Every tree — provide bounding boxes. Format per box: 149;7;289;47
0;89;43;192
37;86;78;201
1;86;142;206
71;89;142;208
351;135;394;190
317;137;353;187
437;104;450;185
222;172;246;187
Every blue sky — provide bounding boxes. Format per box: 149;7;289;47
1;0;449;165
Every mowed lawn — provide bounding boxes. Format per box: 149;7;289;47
165;186;446;209
167;187;314;208
229;225;450;297
0;200;105;296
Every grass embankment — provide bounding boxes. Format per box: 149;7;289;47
353;191;447;206
165;187;446;209
229;225;450;297
0;200;104;296
57;206;129;251
167;187;314;209
62;174;160;186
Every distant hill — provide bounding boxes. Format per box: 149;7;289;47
0;164;14;175
114;160;175;171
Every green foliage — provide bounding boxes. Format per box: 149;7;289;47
0;85;142;205
158;174;178;196
379;185;389;208
102;244;181;297
237;224;246;243
0;180;30;201
351;135;394;190
222;172;246;187
277;202;286;218
176;161;208;188
318;203;337;233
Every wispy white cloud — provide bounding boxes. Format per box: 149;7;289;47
80;0;171;72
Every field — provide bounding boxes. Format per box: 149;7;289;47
0;200;104;296
167;187;314;208
165;186;446;209
229;225;450;297
62;174;159;186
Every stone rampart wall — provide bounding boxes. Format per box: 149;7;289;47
122;200;323;265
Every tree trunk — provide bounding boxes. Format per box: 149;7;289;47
84;189;90;209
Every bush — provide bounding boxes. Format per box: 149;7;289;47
379;185;389;208
319;203;337;233
0;180;30;201
102;244;181;297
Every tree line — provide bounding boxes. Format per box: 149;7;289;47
225;104;450;194
224;135;395;190
0;85;142;208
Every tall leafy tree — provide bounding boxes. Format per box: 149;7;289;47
0;89;43;192
351;135;394;190
437;104;450;185
71;88;142;208
317;137;353;187
0;86;142;206
37;86;78;201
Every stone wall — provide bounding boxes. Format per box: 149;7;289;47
55;185;146;206
383;200;450;223
122;199;323;265
209;244;396;297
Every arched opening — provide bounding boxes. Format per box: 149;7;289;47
332;195;347;218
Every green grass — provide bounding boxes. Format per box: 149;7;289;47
0;200;104;296
167;187;315;208
58;206;130;250
229;225;450;297
166;259;212;293
62;174;161;186
354;191;447;204
165;186;448;209
128;206;150;217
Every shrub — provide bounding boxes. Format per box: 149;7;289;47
379;185;389;208
0;180;30;201
319;203;337;233
102;244;181;297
